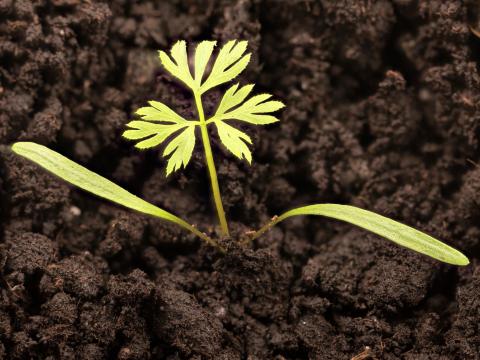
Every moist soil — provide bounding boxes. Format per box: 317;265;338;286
1;1;480;359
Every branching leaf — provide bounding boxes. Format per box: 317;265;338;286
216;83;255;115
163;126;196;176
123;121;189;149
207;83;284;162
158;40;195;90
158;40;249;94
254;204;469;266
215;120;252;163
212;83;285;125
136;100;188;123
199;40;251;93
122;100;191;151
155;40;282;167
194;40;216;87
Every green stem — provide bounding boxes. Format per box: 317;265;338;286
241;216;279;245
177;218;225;252
194;92;230;237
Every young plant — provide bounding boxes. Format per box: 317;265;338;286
11;40;469;266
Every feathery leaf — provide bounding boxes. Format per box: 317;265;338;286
214;89;285;125
216;83;255;115
199;40;251;93
136;101;188;123
163;125;196;176
194;41;216;87
123;100;191;150
158;40;249;94
158;40;195;89
215;120;252;163
123;121;188;149
206;83;284;161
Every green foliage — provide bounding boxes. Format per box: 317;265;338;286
157;40;250;94
162;125;196;175
124;40;283;175
11;142;219;248
250;204;469;266
11;40;469;267
122;101;196;175
210;83;285;125
215;120;253;163
11;142;176;221
198;40;250;93
205;83;285;162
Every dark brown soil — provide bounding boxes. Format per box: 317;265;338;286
1;0;480;359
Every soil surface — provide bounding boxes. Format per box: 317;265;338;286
1;0;480;359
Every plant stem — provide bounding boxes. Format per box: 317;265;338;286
194;92;230;237
178;219;225;252
242;215;279;245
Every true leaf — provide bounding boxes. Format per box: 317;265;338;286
163;125;196;176
216;83;255;115
158;40;250;94
216;92;285;125
158;40;195;90
136;100;188;123
207;83;284;161
199;40;251;93
123;100;191;150
123;121;189;149
256;204;469;266
194;40;216;87
155;41;283;170
215;120;252;163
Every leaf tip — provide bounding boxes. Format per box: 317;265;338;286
157;49;167;60
172;40;186;51
11;141;35;156
454;253;470;266
198;39;217;47
11;142;22;154
134;143;147;150
234;40;249;53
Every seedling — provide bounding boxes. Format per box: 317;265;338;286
12;40;469;265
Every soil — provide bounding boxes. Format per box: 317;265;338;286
1;0;480;359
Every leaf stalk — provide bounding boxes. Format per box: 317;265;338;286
194;92;230;237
